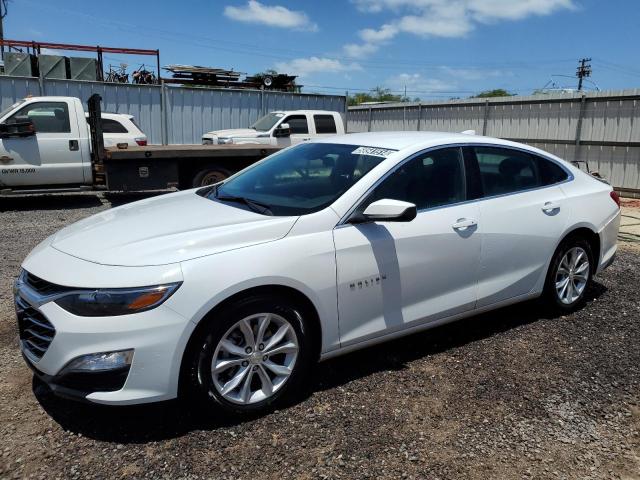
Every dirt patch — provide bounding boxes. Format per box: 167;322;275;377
0;193;638;479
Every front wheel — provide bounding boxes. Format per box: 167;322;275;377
543;237;594;312
185;296;313;415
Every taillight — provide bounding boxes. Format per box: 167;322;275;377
610;190;621;208
135;138;147;146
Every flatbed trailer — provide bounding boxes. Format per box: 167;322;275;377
101;144;281;191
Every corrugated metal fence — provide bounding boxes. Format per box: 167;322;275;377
349;89;640;194
0;75;347;145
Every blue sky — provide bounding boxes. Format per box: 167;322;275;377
7;0;640;98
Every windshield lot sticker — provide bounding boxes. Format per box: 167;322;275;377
351;146;396;158
1;168;36;174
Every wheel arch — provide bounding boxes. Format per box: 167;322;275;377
558;224;601;267
178;284;323;396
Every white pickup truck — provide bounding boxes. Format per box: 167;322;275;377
0;96;344;193
201;110;345;146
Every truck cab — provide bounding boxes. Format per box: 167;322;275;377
0;96;91;188
201;110;345;147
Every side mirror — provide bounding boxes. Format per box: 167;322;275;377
0;116;36;138
274;123;291;138
350;199;417;223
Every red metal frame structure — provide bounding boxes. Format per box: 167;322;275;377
0;39;160;83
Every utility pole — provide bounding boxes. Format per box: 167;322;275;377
576;58;592;91
0;0;8;57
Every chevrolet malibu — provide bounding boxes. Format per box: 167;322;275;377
15;132;620;414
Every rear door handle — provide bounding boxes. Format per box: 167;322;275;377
452;218;478;230
0;155;13;163
69;140;79;151
542;201;560;213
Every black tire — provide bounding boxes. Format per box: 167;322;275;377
543;236;594;313
192;167;230;188
184;295;313;416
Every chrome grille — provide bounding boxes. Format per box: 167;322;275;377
15;295;56;361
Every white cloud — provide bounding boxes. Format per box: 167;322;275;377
359;23;399;42
438;66;510;80
350;0;575;40
275;57;361;77
343;42;380;58
224;1;318;31
386;72;455;93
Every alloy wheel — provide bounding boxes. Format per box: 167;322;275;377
211;313;299;405
555;246;590;305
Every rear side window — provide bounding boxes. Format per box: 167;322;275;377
101;118;128;134
474;147;541;196
10;102;70;133
283;115;309;134
314;114;337;134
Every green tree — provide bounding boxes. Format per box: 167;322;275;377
348;86;409;106
471;89;516;98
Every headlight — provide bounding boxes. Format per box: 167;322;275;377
54;283;181;317
217;137;233;145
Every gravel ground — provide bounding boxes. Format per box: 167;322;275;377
0;192;639;480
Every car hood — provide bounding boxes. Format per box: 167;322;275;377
204;128;260;138
51;190;298;267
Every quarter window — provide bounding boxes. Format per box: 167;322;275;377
101;118;128;134
535;155;569;185
9;102;70;133
283;115;309;134
364;147;465;211
314;114;337;134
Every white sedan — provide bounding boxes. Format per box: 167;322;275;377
15;132;620;414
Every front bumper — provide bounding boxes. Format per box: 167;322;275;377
23;351;130;402
15;288;195;406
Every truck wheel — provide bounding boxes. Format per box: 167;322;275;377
192;167;230;187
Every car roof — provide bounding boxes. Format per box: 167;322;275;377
314;131;529;152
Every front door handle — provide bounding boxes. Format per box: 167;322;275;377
452;218;478;230
542;201;560;213
0;155;13;163
69;140;79;151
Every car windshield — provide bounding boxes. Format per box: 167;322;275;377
202;143;394;216
250;112;284;131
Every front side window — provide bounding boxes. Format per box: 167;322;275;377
9;102;70;133
102;118;128;134
206;143;390;216
314;115;337;134
283;115;309;134
474;147;541;196
362;147;466;211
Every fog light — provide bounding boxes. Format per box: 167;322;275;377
60;349;134;373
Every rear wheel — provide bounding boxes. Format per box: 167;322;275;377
192;166;230;188
543;237;593;312
185;295;313;415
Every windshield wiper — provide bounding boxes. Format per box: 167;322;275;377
214;188;273;216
